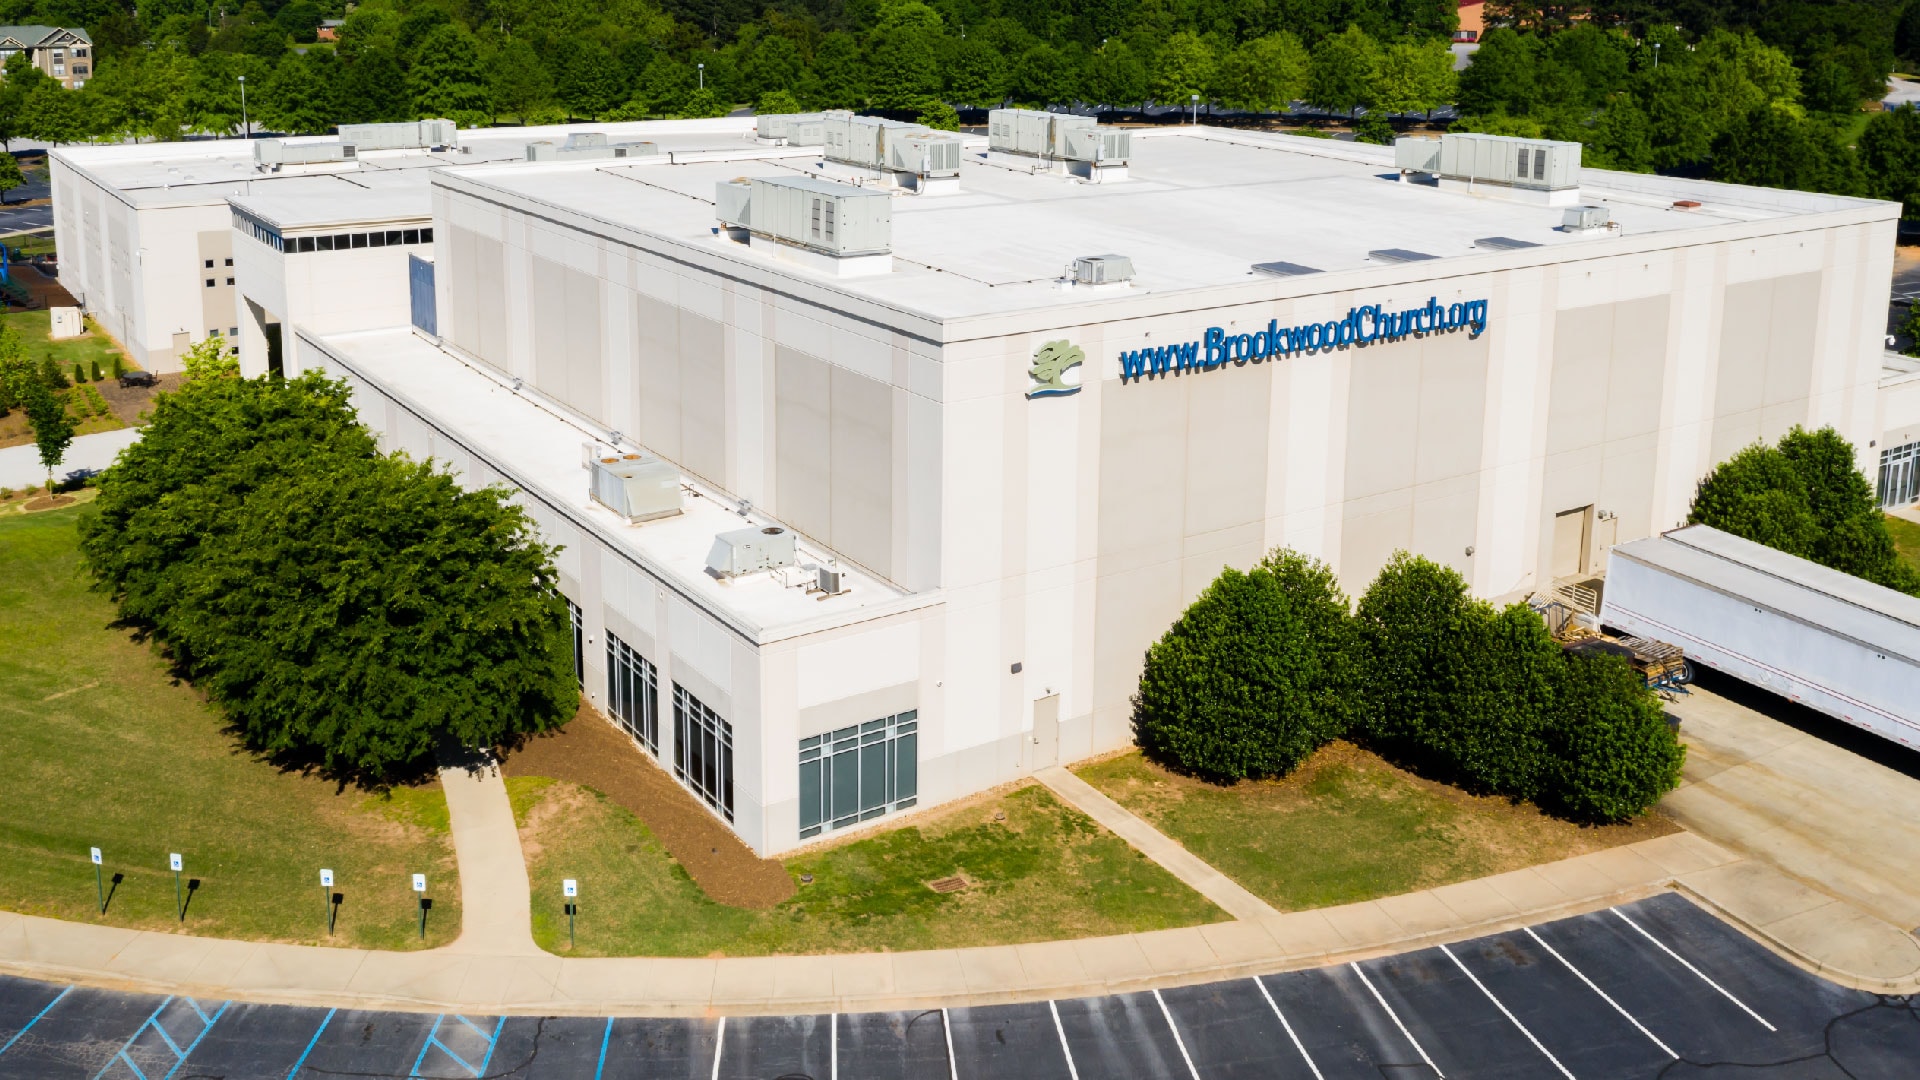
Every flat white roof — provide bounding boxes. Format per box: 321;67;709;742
438;126;1899;326
49;117;766;212
303;326;928;643
228;186;431;231
1610;525;1920;665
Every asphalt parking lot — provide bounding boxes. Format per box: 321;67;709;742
0;893;1915;1078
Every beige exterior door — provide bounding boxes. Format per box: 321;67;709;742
1551;506;1592;580
1032;694;1060;769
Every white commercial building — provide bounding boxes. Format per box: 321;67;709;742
50;116;1907;855
264;120;1901;856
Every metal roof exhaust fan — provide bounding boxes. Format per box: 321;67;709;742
707;526;798;578
589;453;683;523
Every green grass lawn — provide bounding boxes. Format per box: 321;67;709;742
512;777;1225;957
0;507;461;948
1076;745;1675;912
1;309;130;377
1887;513;1920;575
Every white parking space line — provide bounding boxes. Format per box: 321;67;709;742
830;1012;838;1080
1349;962;1444;1078
941;1008;958;1080
1524;927;1677;1059
710;1016;725;1080
1609;908;1776;1032
1440;944;1576;1080
1252;976;1325;1080
1048;1000;1081;1080
1151;989;1202;1080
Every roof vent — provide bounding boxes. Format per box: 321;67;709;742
1474;236;1540;251
1562;205;1611;232
1251;261;1322;277
1369;248;1438;263
707;525;797;578
1070;254;1133;286
589;454;682;523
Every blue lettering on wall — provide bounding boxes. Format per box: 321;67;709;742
1119;297;1489;383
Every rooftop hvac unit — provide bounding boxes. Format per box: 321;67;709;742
337;119;457;151
253;139;353;166
716;179;752;229
525;139;658;162
564;132;608;150
1071;254;1133;285
718;175;891;257
707;525;797;578
589;454;683;524
1393;136;1441;173
1046;114;1096;158
1063;126;1130;164
1563;204;1611;231
1438;132;1580;191
756;111;825;144
886;131;964;176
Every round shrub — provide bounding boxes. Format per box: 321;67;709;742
1544;650;1686;823
1132;550;1357;781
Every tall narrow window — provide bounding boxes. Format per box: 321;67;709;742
674;685;733;821
605;633;658;753
798;711;917;839
565;598;583;686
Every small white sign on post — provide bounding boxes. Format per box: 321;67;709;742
320;869;334;888
563;879;577;898
412;873;427;893
90;847;102;865
169;853;183;873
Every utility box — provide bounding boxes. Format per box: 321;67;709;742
48;306;83;339
338;119;458;151
757;112;825;144
254;139;355;166
408;254;436;336
724;175;891;257
1439;132;1580;191
716;179;752;230
1563;204;1611;231
590;453;683;523
707;525;797;577
886;131;964;176
1063;126;1130;164
1071;254;1133;285
1394;136;1441;173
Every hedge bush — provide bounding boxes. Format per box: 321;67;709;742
1136;548;1684;822
79;372;577;785
1133;549;1357;781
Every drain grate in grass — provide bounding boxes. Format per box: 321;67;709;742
925;875;969;894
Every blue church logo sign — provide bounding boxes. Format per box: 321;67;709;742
1119;297;1490;381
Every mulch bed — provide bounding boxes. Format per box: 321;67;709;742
22;494;76;511
501;703;797;910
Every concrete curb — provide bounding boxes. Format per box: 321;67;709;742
1671;880;1920;996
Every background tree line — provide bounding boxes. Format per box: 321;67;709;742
2;0;1919;213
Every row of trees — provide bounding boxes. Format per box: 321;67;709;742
0;323;76;492
1688;426;1920;596
1134;550;1685;823
77;366;578;784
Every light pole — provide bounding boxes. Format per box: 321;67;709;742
237;74;248;140
697;62;705;90
1190;93;1198;125
1652;42;1660;69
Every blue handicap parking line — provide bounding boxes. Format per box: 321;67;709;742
410;1013;505;1078
92;995;230;1080
0;985;70;1059
595;1017;612;1080
285;1007;335;1079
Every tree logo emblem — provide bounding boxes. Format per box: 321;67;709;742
1026;340;1085;398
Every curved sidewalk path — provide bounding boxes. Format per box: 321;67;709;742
2;829;1914;1017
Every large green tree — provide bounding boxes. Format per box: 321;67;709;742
1859;105;1920;219
1214;32;1310;112
407;25;491;127
1306;24;1380;116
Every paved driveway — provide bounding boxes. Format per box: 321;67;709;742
1663;672;1920;932
1;894;1915;1078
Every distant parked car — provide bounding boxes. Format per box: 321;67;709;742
119;370;157;388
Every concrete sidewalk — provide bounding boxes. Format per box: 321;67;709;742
1034;766;1279;921
438;758;541;957
0;426;140;490
5;830;1912;1016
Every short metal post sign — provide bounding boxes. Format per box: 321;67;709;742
169;853;184;921
320;869;334;935
413;874;428;939
90;847;103;913
563;879;578;948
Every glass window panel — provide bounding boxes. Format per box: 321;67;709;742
830;746;860;823
369;231;386;248
297;236;314;252
333;234;351;250
315;235;333;251
860;741;886;813
894;732;918;803
720;740;733;819
387;230;403;245
350;232;368;248
421;228;433;243
403;229;420;244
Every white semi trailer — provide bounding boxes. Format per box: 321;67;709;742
1600;525;1920;751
